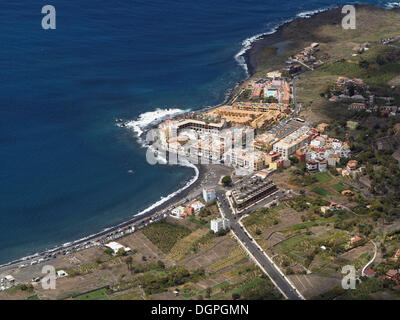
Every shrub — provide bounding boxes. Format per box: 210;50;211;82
222;176;232;187
232;293;241;300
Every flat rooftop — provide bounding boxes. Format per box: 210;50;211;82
232;175;276;204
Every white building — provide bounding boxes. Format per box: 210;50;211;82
310;136;325;147
105;241;131;254
203;188;216;203
306;161;319;171
171;206;185;218
190;200;205;213
172;119;227;136
57;270;68;278
339;147;351;158
318;161;328;172
273;126;311;159
224;149;266;172
4;275;15;284
210;218;230;233
328;154;340;167
332;140;342;149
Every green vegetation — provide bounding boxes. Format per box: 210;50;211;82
222;175;232;187
331;183;347;193
129;260;166;274
73;288;110;300
289;164;319;186
275;228;351;269
319;45;400;89
188;216;208;228
289;156;299;164
208;246;248;272
243;207;280;232
142;221;191;253
312;286;346;300
314;172;332;183
275;233;316;266
5;284;34;295
287;195;329;212
284;221;318;232
16;7;400;301
198;207;212;218
248;5;400;289
229;277;281;300
117;248;127;256
190;231;216;251
311;187;333;196
315;278;385;300
166;229;211;262
104;248;114;256
137;266;205;295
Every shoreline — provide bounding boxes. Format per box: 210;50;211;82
226;5;343;102
0;3;385;271
227;3;390;101
0;163;206;270
0;4;348;271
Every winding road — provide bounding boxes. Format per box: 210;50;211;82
361;240;377;277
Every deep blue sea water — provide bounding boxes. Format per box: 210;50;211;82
0;0;393;263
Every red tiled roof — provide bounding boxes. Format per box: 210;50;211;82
386;269;398;277
351;236;362;243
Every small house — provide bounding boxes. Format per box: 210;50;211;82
341;190;354;197
364;269;375;278
385;269;400;281
350;236;362;244
57;270;68;278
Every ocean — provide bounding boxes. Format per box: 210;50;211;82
0;0;394;264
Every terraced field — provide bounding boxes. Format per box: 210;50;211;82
166;228;210;263
331;183;347;193
311;186;333;196
142;221;191;254
208;246;247;272
314;172;332;183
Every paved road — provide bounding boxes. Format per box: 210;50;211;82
215;189;304;300
361;240;377;277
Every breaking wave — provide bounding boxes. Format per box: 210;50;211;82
385;2;400;9
296;7;332;18
125;107;188;145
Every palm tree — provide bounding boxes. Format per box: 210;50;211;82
125;256;133;271
205;287;212;298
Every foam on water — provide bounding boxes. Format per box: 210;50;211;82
234;31;275;74
296;7;332;18
125;108;188;139
386;2;400;9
